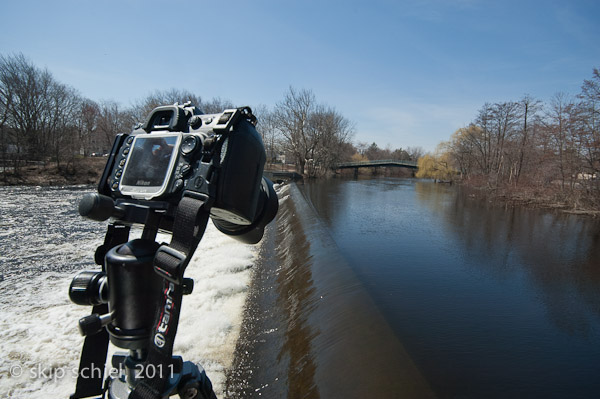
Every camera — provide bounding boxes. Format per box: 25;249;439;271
82;102;278;244
70;102;278;399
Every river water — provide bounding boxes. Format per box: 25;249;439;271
299;177;600;398
228;177;600;398
0;185;259;398
2;181;600;398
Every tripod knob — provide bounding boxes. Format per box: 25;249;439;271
78;313;114;336
79;193;125;221
69;271;107;306
183;278;194;295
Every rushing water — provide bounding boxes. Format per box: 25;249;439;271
0;185;258;398
299;177;600;398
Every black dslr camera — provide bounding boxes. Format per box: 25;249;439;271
85;102;278;244
69;103;278;399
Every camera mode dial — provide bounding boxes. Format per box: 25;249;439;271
188;115;203;129
181;135;199;155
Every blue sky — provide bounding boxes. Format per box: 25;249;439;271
1;0;598;152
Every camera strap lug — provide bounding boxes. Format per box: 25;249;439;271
154;245;187;285
153;194;210;285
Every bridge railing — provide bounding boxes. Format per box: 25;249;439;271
336;159;418;168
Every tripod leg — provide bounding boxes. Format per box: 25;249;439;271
176;362;217;399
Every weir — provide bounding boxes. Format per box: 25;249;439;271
227;183;434;398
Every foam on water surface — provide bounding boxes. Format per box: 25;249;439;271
0;186;259;398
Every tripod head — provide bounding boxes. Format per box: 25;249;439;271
68;103;278;399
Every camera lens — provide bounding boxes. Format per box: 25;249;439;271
212;177;278;244
69;270;108;306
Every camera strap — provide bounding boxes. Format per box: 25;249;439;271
130;194;211;399
71;224;131;399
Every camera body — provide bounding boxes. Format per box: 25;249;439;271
99;103;267;229
71;103;278;399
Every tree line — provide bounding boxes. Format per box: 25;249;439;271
0;53;239;178
417;68;600;210
259;87;423;177
1;53;423;182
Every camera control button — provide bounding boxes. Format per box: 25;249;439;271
122;148;130;155
119;159;126;167
115;169;123;178
189;115;203;129
181;136;198;155
173;179;184;192
126;136;134;144
180;164;191;176
218;112;233;125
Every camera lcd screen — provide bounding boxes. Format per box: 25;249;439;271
119;133;181;199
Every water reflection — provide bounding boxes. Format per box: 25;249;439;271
229;184;435;398
302;177;600;398
414;181;600;338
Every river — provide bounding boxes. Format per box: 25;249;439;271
229;177;600;398
301;177;600;398
2;181;600;398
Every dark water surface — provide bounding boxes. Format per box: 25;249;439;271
299;177;600;398
228;183;434;398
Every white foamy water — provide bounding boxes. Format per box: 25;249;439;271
0;186;258;398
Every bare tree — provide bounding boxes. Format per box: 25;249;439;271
272;87;316;175
130;89;203;123
448;125;479;178
271;87;354;176
307;104;354;175
76;98;100;156
0;55;14;174
545;93;577;190
96;100;130;153
200;97;234;114
474;103;495;175
253;104;280;167
130;89;234;124
514;95;542;184
402;146;422;161
490;101;520;184
45;82;81;168
0;53;81;172
0;54;46;169
364;142;384;160
578;68;600;193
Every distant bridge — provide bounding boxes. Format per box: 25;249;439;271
336;159;418;170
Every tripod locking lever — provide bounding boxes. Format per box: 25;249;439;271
78;312;114;336
79;193;125;222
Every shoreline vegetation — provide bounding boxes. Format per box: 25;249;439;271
0;157;106;187
2;158;599;217
415;68;600;217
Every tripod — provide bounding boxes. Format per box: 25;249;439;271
103;237;216;399
70;199;217;399
69;104;278;399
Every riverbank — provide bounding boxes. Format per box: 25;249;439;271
4;158;598;218
0;158;105;186
457;178;600;217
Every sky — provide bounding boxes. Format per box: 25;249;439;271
1;0;599;152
